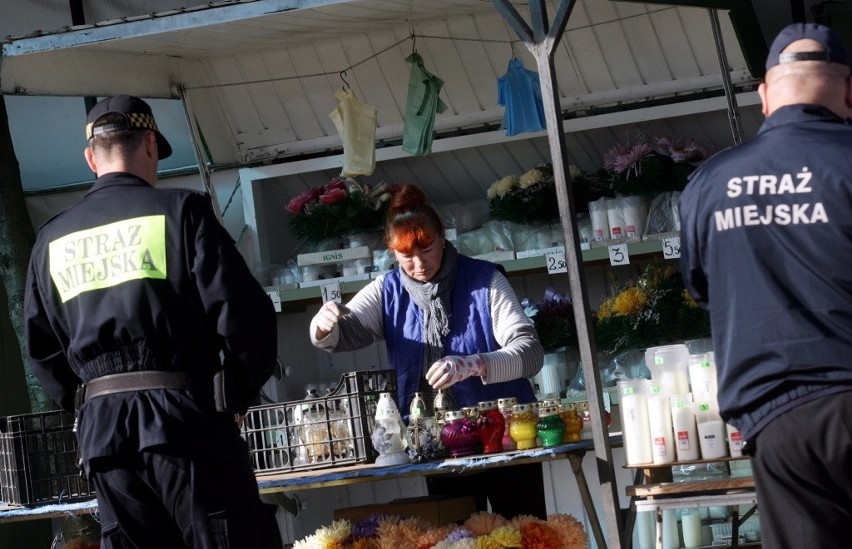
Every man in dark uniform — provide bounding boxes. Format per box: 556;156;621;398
680;23;852;549
24;95;282;548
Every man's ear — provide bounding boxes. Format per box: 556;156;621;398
145;131;159;160
758;81;770;117
84;146;97;174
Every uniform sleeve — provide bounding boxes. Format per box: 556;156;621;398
679;183;710;309
188;195;277;409
24;253;81;412
480;271;544;384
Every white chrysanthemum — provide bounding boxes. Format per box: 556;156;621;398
486;179;502;199
496;175;519;197
519;168;543;189
316;519;351;545
292;533;322;549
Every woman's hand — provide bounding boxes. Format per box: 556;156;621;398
313;301;350;340
426;355;486;390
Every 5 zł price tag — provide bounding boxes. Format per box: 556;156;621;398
321;281;342;304
545;250;568;274
608;244;630;266
662;236;681;259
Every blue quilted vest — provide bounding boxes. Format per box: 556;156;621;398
382;255;536;416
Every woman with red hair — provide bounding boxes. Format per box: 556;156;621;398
311;184;546;518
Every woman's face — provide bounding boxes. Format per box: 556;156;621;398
394;238;444;282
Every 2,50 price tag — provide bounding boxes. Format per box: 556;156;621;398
608;244;630;266
545;250;568;274
662;236;681;259
321;281;342;304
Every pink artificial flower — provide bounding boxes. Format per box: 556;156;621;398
324;178;348;193
319;187;347;205
285;191;314;215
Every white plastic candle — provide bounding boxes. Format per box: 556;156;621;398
681;510;703;548
647;392;675;464
618;379;653;465
688;352;718;402
726;423;744;457
606;197;625;240
670;393;700;461
589;198;609;241
694;402;728;459
621;195;647;238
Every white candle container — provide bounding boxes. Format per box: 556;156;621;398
688;352;718;402
646;389;675;464
726;423;744;457
618;379;653;465
694;401;728;459
621;195;647;238
662;509;679;549
646;344;690;398
670;393;700;461
588;198;609;242
606;197;625;240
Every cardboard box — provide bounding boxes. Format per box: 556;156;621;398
334;495;476;526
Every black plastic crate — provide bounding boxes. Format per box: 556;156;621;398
242;369;396;474
0;410;94;506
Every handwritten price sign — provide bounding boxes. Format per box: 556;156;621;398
608;244;630;266
321;281;342;304
545;250;568;274
662;236;681;259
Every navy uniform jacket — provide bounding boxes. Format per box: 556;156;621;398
24;173;277;464
680;104;852;439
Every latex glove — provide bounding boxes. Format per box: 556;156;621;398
313;301;350;340
426;355;486;390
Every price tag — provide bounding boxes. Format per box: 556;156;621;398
266;290;281;313
545;250;568;274
608;244;630;266
662;236;681;259
321;281;342;304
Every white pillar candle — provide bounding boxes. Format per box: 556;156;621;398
681;510;703;548
727;423;744;457
670;394;700;461
635;511;656;549
688;352;718;402
662;509;679;549
647;394;675;464
588;198;609;241
618;380;653;465
621;195;647;238
606;197;625;240
696;418;728;459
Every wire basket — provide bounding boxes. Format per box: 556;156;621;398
0;410;95;506
242;369;396;474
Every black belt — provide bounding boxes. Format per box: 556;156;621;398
83;371;203;401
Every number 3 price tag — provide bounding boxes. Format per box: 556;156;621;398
321;281;342;304
545;250;568;274
608;244;630;266
662;236;681;259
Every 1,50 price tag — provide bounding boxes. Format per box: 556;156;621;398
662;236;681;259
321;281;342;304
545;250;568;274
608;244;630;266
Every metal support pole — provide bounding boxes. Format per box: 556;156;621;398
491;1;624;547
177;84;223;222
709;9;744;145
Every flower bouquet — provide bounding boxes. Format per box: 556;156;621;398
293;510;588;549
602;134;710;196
285;177;398;247
522;287;577;353
594;262;711;354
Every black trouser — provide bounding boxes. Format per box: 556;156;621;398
426;462;548;519
89;450;281;549
749;390;852;549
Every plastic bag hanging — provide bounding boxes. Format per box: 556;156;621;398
329;82;378;177
402;52;447;156
497;57;546;136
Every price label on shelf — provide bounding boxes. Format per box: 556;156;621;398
266;290;281;313
608;244;630;266
321;281;342;304
545;250;568;274
662;236;681;259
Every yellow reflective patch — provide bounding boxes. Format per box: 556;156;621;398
48;215;168;303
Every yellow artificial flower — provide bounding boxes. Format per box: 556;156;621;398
682;289;699;308
611;286;649;316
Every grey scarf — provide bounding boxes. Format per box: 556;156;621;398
400;240;459;383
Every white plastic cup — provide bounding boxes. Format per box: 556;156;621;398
618;379;653;465
670;393;700;461
646;344;690;397
694;401;728;459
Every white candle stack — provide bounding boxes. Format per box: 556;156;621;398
618;379;653;465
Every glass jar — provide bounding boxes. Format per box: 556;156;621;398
508;403;538;450
560;402;583;443
536;405;565;448
476;400;505;454
497;397;517;451
440;410;480;458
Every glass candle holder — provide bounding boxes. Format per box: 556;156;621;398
440;410;480;458
476;400;505;454
498;397;518;451
559;402;583;443
508;403;538;450
536;405;565;448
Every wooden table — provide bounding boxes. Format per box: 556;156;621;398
624;457;757;549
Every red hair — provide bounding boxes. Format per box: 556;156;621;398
385;184;445;253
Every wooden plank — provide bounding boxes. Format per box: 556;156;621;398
627;477;754;498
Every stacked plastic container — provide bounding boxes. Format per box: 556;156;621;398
619;343;744;463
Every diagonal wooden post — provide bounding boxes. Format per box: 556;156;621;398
490;1;625;547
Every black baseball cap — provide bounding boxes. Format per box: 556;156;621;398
85;95;172;159
766;22;850;71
